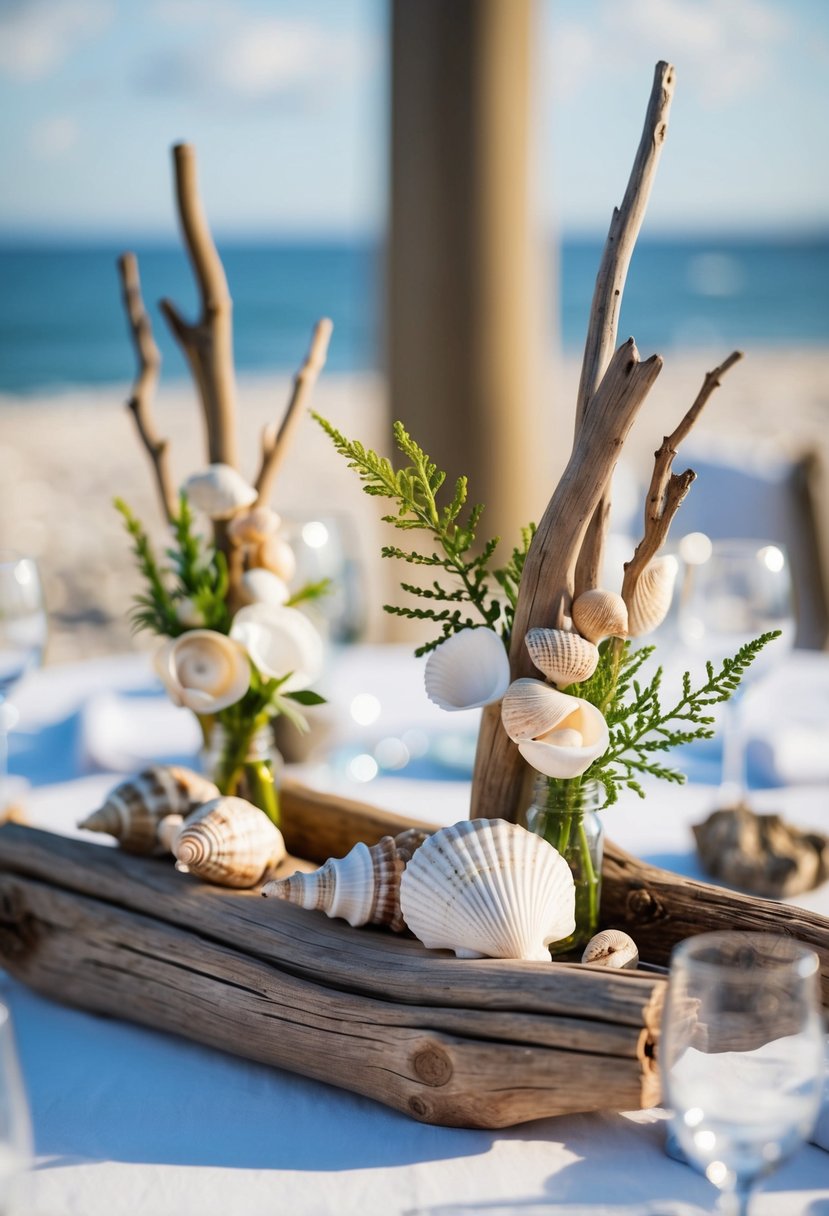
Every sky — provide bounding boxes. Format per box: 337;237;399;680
0;0;827;240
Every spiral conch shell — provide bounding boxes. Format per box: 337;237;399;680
263;830;429;930
424;627;510;712
581;929;639;969
77;766;220;855
172;797;286;888
571;589;628;644
626;555;678;638
501;680;609;778
399;819;575;960
524;627;599;687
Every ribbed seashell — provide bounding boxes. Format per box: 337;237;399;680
501;679;579;743
262;833;412;931
77;766;220;855
524;628;599;687
572;589;629;644
626;555;679;638
424;627;510;712
173;797;286;888
516;694;610;779
239;568;290;607
182;464;258;520
398;819;576;960
254;535;297;582
227;506;281;545
581;929;639;969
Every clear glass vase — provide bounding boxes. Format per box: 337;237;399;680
200;719;283;828
525;777;604;956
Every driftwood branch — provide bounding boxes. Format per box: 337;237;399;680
621;350;744;604
471;341;663;822
574;61;676;596
117;252;176;522
159;143;239;469
255;318;334;505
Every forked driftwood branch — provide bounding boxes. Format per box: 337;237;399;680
117;252;177;522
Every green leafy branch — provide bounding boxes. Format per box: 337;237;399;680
313;414;533;654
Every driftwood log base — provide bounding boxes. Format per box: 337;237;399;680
2;783;828;1128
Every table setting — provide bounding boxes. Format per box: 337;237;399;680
1;58;828;1216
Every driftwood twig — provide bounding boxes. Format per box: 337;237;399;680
117;252;176;522
255;318;334;505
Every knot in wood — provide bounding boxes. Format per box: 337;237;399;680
0;882;38;958
411;1043;453;1087
626;886;664;922
408;1095;431;1120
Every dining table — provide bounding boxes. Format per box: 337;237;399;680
3;642;829;1216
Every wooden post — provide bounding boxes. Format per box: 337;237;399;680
388;0;548;549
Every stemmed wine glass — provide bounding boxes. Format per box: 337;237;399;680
0;553;47;805
677;539;795;807
0;1000;32;1214
661;932;824;1215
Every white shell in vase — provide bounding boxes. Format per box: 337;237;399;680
77;766;220;855
227;506;281;545
626;555;678;638
571;589;629;644
502;685;609;779
173;796;286;888
500;678;578;743
424;627;510;712
254;535;297;582
398;819;575;960
182;464;258;520
239;568;290;607
524;627;599;687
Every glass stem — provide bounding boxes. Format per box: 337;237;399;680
719;695;746;807
718;1184;753;1216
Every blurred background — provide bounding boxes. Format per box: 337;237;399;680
0;0;827;661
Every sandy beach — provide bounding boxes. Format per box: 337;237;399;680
2;346;828;664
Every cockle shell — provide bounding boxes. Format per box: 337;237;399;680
626;555;679;638
572;589;629;644
524;627;599;687
506;687;609;779
227;506;281;545
182;464;258;520
263;830;427;931
424;627;510;712
239;568;290;608
173;796;286;888
581;929;639;969
77;766;220;855
398;819;576;960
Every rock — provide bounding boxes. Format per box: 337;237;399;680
692;803;828;899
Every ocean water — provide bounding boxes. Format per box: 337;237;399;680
0;235;826;393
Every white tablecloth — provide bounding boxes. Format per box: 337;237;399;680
4;648;829;1215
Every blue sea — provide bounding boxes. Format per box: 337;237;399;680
0;235;826;393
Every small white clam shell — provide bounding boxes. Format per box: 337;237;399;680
182;464;258;520
254;535;297;582
581;929;639;969
626;555;678;638
501;679;580;744
424;627;510;712
227;506;281;545
230;603;323;692
524;628;599;686
239;568;290;608
517;695;609;779
572;589;629;644
398;819;575;960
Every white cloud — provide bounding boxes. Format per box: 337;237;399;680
29;114;79;159
0;0;113;81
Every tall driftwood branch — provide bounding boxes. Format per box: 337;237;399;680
574;61;675;596
255;318;334;505
159;143;239;469
117;252;177;522
621;350;744;604
471;341;663;822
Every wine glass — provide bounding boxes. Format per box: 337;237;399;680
677;538;795;807
0;553;47;805
0;1000;32;1214
662;932;824;1215
281;513;366;644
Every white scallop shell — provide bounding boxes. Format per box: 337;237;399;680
398;819;575;960
517;695;609;779
424;627;510;712
524;628;599;686
572;589;629;644
501;679;579;743
239;568;290;608
626;555;678;638
182;464;258;520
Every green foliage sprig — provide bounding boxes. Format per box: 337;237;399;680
313;414;533;654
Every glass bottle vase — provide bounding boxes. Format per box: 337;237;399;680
200;719;282;828
525;776;605;956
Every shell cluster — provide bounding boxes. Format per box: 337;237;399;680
78;766;220;855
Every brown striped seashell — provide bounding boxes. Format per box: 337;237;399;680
77;766;220;855
581;929;639;969
524;627;599;687
571;589;629;644
626;555;678;638
262;833;412;931
173;796;286;888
